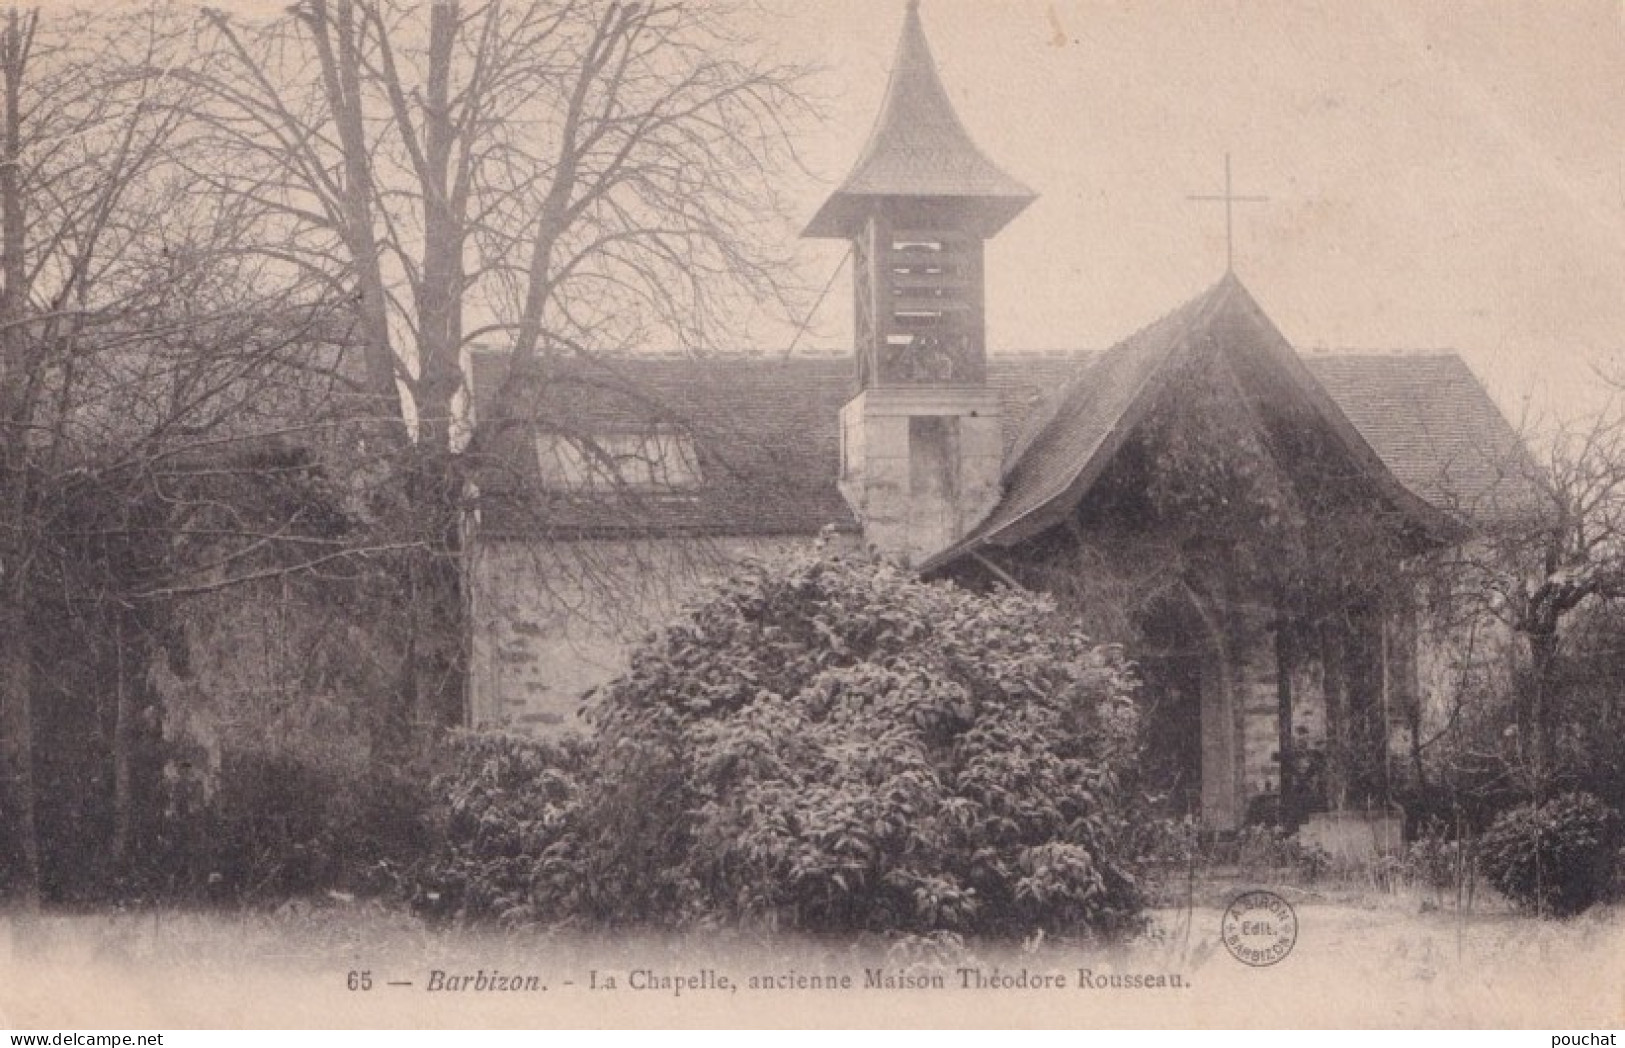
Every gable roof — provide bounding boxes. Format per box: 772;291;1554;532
936;274;1478;565
803;1;1035;238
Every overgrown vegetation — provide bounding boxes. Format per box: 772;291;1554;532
411;551;1150;940
409;732;589;925
1477;792;1621;917
0;0;811;908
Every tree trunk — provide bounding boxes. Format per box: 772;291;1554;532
412;528;467;739
0;595;40;907
110;618;134;869
294;0;409;432
1347;603;1389;809
377;448;468;759
0;8;39;908
409;453;468;742
413;0;466;458
1526;628;1560;799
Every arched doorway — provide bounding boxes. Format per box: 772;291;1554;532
1136;586;1239;830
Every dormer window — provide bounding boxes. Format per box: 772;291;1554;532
534;427;702;492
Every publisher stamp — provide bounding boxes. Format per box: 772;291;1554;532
1221;890;1298;967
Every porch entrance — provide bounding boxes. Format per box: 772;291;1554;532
1138;591;1239;830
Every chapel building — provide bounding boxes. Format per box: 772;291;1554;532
466;2;1544;838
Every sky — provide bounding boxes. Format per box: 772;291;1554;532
48;0;1625;429
743;0;1625;428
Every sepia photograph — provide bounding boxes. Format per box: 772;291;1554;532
1;0;1623;1032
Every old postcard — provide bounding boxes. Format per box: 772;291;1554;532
2;0;1624;1031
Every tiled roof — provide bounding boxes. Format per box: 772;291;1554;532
469;285;1545;544
975;284;1231;551
1307;352;1547;526
468;350;1079;538
803;2;1035;238
470;352;858;538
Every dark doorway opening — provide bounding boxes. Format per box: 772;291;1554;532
1140;651;1204;819
1136;587;1236;829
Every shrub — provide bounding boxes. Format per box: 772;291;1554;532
408;731;589;925
1399;821;1473;899
570;550;1148;939
1477;792;1620;916
156;748;435;903
1231;824;1330;881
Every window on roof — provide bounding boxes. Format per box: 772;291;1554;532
534;428;702;492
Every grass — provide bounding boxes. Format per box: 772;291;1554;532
1;880;1621;1029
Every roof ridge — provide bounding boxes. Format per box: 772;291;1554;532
1303;348;1465;359
999;276;1236;468
472;345;1473;366
475;345;1099;360
470;346;855;361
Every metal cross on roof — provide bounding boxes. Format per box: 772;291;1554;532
1187;154;1268;272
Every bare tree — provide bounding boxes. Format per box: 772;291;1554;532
0;4;199;904
1420;406;1625;796
0;4;359;904
182;0;813;738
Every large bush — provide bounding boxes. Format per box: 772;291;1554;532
1477;792;1620;916
553;550;1148;939
410;731;589;924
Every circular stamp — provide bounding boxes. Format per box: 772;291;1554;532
1221;890;1298;967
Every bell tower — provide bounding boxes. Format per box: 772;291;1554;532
805;0;1035;563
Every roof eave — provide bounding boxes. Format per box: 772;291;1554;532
1223;281;1473;550
803;2;1036;240
802;189;1037;240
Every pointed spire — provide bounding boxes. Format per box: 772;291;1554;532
804;1;1035;238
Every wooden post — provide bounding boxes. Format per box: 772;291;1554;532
1320;614;1349;811
1275;617;1296;829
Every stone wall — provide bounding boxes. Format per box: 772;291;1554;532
1235;631;1279;815
1231;619;1329;827
837;387;1004;565
467;535;837;733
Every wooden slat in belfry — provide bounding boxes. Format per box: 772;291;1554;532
888;267;962;283
888;240;945;255
893;311;971;329
888;228;970;246
887;238;967;256
891;273;966;290
893;295;973;312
